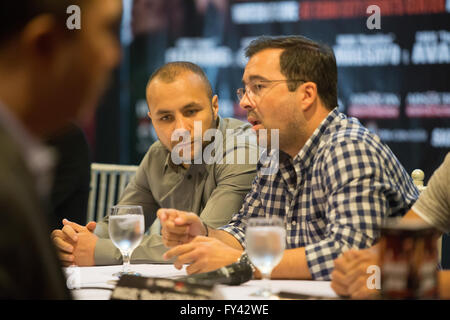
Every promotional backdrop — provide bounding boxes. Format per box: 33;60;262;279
95;0;450;183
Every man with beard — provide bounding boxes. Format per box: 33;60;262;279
51;62;257;266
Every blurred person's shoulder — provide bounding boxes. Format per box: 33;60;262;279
443;152;450;169
0;126;28;178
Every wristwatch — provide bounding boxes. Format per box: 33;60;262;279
237;251;256;274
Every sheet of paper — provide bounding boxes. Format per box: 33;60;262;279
215;280;338;300
65;265;338;300
65;264;188;300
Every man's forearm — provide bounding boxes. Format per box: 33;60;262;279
270;247;312;280
209;228;312;279
209;228;244;250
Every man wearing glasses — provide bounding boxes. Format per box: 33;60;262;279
159;35;419;280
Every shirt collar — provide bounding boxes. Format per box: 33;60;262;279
163;151;182;173
0;100;56;197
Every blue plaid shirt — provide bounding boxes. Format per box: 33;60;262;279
219;108;419;280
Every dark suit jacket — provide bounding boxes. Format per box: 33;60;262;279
0;125;70;299
46;123;91;229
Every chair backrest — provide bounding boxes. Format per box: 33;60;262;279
87;163;139;223
411;169;426;192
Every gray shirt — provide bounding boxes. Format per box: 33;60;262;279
413;152;450;233
94;117;258;264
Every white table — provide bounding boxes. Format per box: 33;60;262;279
65;264;338;300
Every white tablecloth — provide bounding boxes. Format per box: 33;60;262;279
65;264;338;300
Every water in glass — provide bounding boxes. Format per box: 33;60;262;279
108;205;144;277
109;214;144;253
245;217;286;298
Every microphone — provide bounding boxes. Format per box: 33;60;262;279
178;260;254;286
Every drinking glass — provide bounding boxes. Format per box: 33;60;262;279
245;216;286;298
108;205;145;277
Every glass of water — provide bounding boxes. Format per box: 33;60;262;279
109;205;145;277
245;216;286;298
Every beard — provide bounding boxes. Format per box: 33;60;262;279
278;116;308;156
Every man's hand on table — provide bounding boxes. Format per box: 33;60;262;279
158;208;242;274
51;219;98;267
163;236;242;275
331;247;380;299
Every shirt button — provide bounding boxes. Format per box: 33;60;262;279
292;220;297;226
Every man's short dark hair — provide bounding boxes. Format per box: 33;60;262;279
147;61;213;101
0;0;84;48
245;35;338;111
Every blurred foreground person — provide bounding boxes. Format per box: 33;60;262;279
45;123;91;230
331;153;450;299
0;0;121;298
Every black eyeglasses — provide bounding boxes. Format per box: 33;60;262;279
236;79;307;102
